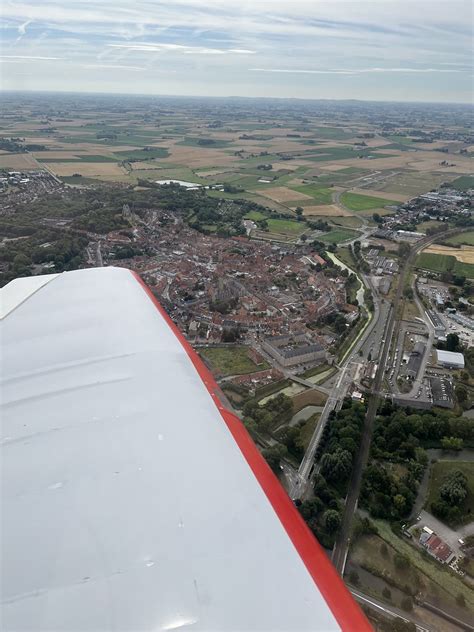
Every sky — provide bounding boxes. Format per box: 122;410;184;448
0;0;473;103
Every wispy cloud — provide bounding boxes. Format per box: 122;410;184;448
250;66;463;75
108;42;256;55
83;63;145;71
0;0;471;102
0;55;60;60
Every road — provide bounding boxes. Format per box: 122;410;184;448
350;589;430;632
331;228;469;574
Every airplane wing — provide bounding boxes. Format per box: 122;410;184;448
1;267;371;631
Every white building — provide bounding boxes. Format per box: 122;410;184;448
436;349;465;370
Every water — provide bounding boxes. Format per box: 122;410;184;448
326;251;366;308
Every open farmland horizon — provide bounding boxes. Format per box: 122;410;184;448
1;92;472;238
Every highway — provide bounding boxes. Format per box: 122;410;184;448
331;228;468;574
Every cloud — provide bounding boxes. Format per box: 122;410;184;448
0;1;471;101
250;66;463;75
83;63;145;71
107;42;255;54
0;55;60;60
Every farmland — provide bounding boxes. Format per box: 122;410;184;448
340;191;399;212
416;252;456;273
445;231;474;246
1;93;472;259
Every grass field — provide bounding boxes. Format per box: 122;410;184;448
416;252;456;273
37;155;119;163
244;210;268;221
426;461;474;526
450;175;474;191
114;148;169;161
177;137;231;148
341;191;399;211
266;218;307;235
330;215;364;228
445;231;474;246
454;260;474;279
319;228;359;244
199;346;268;377
291;185;333;204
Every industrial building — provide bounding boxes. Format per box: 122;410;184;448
436;349;465;370
406;342;426;379
262;333;326;367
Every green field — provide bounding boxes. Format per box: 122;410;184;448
319;228;358;244
114;148;169;161
177;137;231;148
291;185;333;204
426;461;474;526
341;191;399;211
37;155;119;163
454;260;474;279
244;210;268;221
312;127;354;140
199;346;268;377
416;252;456;273
267;218;307;235
445;231;474;246
450;175;474;191
303;147;374;162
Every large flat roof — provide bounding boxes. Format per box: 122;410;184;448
1;267;369;631
436;349;465;365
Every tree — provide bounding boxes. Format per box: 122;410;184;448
321;448;353;482
455;385;468;405
440;470;468;506
323;509;342;533
446;332;461;352
295;207;304;221
372;212;382;223
440;436;463;451
262;445;286;473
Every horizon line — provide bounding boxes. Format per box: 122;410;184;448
1;88;472;107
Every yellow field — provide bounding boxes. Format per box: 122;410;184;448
44;162;127;177
258;186;313;202
0;153;39;169
424;244;474;264
319;164;349;172
298;204;351;217
163;145;237;167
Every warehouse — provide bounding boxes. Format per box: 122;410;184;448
435;349;465;370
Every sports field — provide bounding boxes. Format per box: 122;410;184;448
319;228;359;244
267;218;307;235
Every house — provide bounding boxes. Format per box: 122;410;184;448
420;532;455;564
